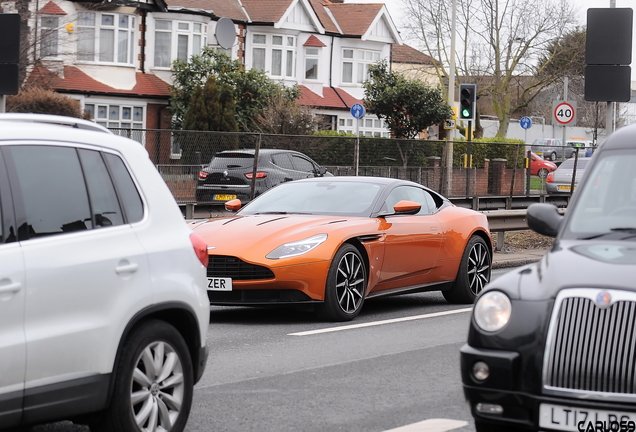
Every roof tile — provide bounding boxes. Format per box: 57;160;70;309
391;44;435;65
40;1;67;15
28;66;171;98
298;85;362;109
325;3;382;36
303;35;326;47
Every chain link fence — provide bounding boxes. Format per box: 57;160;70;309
111;128;555;205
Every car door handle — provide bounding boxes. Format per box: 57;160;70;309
115;262;139;275
0;281;22;294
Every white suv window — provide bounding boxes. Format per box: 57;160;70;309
6;146;144;239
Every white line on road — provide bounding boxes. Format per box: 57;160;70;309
383;419;469;432
288;308;472;336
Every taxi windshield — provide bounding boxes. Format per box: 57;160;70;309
567;151;636;239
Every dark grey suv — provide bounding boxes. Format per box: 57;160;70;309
195;149;331;204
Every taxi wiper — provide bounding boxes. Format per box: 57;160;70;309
254;211;287;214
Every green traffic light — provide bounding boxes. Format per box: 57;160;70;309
461;109;470;117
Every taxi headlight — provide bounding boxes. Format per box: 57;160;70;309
474;291;512;332
266;234;328;259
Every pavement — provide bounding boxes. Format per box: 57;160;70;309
186;205;548;271
492;248;546;269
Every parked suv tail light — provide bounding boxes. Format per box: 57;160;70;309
244;172;267;179
190;233;209;267
546;172;554;183
198;171;209;180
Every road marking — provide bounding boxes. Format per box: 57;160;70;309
288;308;472;336
383;419;468;432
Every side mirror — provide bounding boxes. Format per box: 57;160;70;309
527;203;563;237
314;166;328;177
224;199;242;212
393;200;421;215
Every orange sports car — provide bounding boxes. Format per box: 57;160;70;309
191;177;493;321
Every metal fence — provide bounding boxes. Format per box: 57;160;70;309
111;128;560;205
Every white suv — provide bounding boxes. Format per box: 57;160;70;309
0;114;210;432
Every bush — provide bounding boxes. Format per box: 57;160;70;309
452;136;526;168
7;87;85;118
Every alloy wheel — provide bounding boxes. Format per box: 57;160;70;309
335;251;365;314
467;242;491;296
130;341;185;432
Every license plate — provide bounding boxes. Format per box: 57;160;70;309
214;194;237;201
207;277;232;291
539;403;636;431
558;185;572;191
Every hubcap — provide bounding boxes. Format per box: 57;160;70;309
130;341;185;432
335;251;365;314
467;242;491;296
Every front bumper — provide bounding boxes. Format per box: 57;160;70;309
461;344;636;430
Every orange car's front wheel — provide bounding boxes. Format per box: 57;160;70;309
316;244;367;322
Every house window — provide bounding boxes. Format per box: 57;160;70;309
252;33;266;71
40;16;59;57
305;47;319;80
342;48;380;84
251;33;296;78
154;19;207;68
85;103;144;130
77;12;135;64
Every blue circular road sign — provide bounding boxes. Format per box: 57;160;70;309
520;116;532;129
350;103;365;119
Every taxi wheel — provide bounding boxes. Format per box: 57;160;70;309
316;244;367;322
443;236;491;304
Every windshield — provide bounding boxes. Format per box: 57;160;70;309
566;151;636;239
238;180;385;217
209;153;254;169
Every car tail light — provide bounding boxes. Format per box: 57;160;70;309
190;233;209;267
198;171;209;180
245;172;267;179
546;172;554;183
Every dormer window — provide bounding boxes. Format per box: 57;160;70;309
40;16;59;58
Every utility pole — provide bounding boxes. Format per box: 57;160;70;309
445;0;457;197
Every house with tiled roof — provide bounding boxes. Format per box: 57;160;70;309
391;44;438;86
17;0;401;138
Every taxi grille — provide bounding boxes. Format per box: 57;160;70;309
207;255;274;280
544;294;636;397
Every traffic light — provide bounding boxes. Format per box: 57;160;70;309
459;83;477;121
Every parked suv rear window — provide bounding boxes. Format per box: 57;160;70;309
104;153;144;223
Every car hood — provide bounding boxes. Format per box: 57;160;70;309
190;214;378;264
489;240;636;301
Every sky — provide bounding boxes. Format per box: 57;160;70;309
343;0;636;77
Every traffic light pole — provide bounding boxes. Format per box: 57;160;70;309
465;121;472;196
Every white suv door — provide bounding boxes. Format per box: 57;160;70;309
0;152;26;428
4;145;152;412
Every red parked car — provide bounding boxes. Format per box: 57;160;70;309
529;152;557;178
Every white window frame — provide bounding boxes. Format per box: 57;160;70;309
153;19;207;68
40;16;60;58
251;33;296;79
304;47;319;81
77;12;135;65
341;48;381;85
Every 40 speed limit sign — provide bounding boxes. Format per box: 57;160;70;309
552;100;577;126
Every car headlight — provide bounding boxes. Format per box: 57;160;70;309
474;291;512;332
266;234;328;259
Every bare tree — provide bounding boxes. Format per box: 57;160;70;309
402;0;577;137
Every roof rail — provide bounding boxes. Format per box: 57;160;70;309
0;113;112;134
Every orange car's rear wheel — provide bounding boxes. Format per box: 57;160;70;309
443;236;491;304
316;244;366;322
